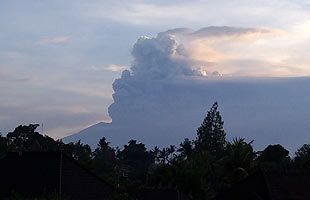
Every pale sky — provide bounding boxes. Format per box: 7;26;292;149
1;0;310;138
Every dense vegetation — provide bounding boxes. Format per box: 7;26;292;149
2;102;310;199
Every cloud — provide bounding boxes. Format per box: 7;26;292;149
0;84;111;139
38;36;71;45
126;26;287;78
0;67;38;84
88;64;127;72
142;26;310;77
79;1;310;29
127;26;274;78
105;64;127;72
130;34;201;79
188;26;279;38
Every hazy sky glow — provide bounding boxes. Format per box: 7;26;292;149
1;0;310;138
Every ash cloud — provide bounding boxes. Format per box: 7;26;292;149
130;34;197;79
108;26;274;124
108;30;204;124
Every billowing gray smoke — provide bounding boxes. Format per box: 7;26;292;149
131;34;197;78
108;31;202;124
108;26;264;126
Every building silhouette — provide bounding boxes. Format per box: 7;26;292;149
0;151;114;199
214;168;310;200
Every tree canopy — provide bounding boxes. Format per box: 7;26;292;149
195;102;226;157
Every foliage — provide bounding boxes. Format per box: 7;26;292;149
63;140;92;167
178;138;194;160
195;102;226;158
147;104;256;199
214;138;255;190
257;144;290;170
116;140;154;191
92;137;116;179
294;143;310;169
224;138;256;172
7;124;59;152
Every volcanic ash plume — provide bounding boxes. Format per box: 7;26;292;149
67;26;310;152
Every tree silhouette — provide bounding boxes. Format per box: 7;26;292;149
6;124;58;152
178;138;194;160
92;137;116;178
117;140;154;181
215;138;255;189
257;144;290;170
195;102;226;157
294;144;310;169
224;138;255;171
64;140;92;167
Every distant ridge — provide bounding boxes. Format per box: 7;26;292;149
63;122;112;148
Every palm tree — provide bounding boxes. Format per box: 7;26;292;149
225;138;255;171
214;138;255;191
